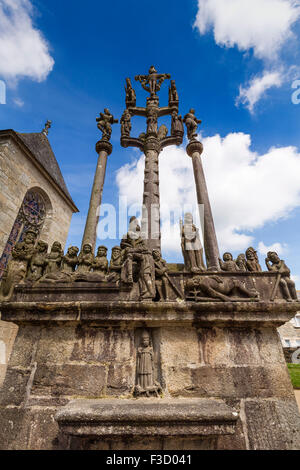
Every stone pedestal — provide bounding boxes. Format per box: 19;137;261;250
0;287;299;450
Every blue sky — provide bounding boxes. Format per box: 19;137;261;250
1;0;300;286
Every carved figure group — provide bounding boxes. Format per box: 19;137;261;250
135;66;171;97
96;108;118;142
218;248;263;273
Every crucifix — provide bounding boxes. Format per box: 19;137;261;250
121;66;184;252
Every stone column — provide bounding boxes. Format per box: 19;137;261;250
81;141;112;251
187;140;220;270
141;138;161;252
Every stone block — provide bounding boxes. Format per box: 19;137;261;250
107;363;135;396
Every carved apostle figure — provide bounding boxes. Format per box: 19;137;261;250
108;246;123;282
219;253;238;272
27;240;48;282
171;111;184;137
246;247;262;272
125;78;136;108
120;109;132;137
96;108;118;142
135;330;161;397
265;252;297;302
236;253;247;272
77;244;94;273
62;246;79;273
183;109;202;141
181;213;206;273
169;80;179;106
92;246;109;279
153;249;170;302
146;107;158;135
45;242;63;275
120;217;155;301
0;243;30;299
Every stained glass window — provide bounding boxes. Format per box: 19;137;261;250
0;190;46;279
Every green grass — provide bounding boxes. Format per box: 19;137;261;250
287;364;300;389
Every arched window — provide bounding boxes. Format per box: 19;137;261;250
0;189;47;279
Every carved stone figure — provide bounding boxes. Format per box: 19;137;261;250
181;213;206;273
246;247;262;272
120;217;155;301
135;330;161;397
18;229;37;261
108;246;124;282
171;111;184;137
96;108;118;142
0;243;30;299
186;275;259;302
236;254;247;272
146;108;158;135
26;241;48;282
169;80;179;106
219;253;238;272
92;246;109;279
265;252;297;302
62;247;79;273
153;249;170;301
125;78;136;108
157;124;168;141
45;242;63;275
120;109;132;137
135;66;171;97
183;109;202;141
77;244;94;273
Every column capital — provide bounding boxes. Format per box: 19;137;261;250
186;140;203;158
95;140;113;156
143;136;161;154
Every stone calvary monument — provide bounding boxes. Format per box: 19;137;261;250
0;67;300;450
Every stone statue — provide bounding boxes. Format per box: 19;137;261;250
186;275;259;302
125;78;136;108
236;254;247;272
181;213;206;273
153;249;170;302
157;124;168;141
169;80;179;106
183;109;202;141
246;247;262;272
77;244;94;273
120;217;155;301
171;111;184;137
135;330;161;397
135;66;171;97
265;252;297;302
26;240;48;282
146;108;158;135
44;242;63;275
96;108;118;142
62;246;79;273
92;246;109;279
120;109;132;137
0;242;30;299
108;246;124;282
18;229;37;261
219;253;238;272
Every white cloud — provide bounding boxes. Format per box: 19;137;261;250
116;132;300;259
258;241;289;256
13;97;24;107
194;0;300;60
0;0;54;84
236;70;284;113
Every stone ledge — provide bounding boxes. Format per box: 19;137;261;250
1;301;299;328
55;398;238;438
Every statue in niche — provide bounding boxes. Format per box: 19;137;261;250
157;124;168;140
120;109;132;137
135;330;161;397
169;80;179;106
236;253;247;272
96;108;118;142
108;246;124;282
26;240;48;282
120;217;155;301
45;242;63;275
186;275;259;302
265;251;297;302
0;242;30;299
92;246;109;279
77;244;94;273
125;78;136;108
181;213;206;273
62;246;79;273
183;109;202;141
152;249;170;301
171;111;184;137
246;247;262;272
219;253;238;272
